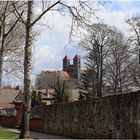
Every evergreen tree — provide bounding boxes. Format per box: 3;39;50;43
31;90;42;107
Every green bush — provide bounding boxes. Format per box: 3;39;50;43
31;90;42;107
50;77;73;103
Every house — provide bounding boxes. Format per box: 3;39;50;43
0;103;15;116
0;87;19;103
0;87;20;115
0;87;45;130
0;87;49;127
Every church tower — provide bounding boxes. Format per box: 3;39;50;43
73;54;81;80
63;55;70;71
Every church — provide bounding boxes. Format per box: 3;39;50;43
63;54;81;80
35;54;81;89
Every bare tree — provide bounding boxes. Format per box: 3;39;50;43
35;71;58;89
129;57;140;89
105;30;133;94
80;24;135;95
0;1;25;89
126;16;140;89
12;0;100;138
126;15;140;63
79;24;115;97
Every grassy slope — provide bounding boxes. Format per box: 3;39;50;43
0;129;19;139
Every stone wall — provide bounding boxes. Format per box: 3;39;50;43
42;90;140;139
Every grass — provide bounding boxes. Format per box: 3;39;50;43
0;129;19;139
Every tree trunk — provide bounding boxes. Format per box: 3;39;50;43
118;65;122;93
20;1;33;138
99;46;103;97
96;44;100;97
0;2;8;91
0;33;5;90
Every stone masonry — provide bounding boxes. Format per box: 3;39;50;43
42;90;140;139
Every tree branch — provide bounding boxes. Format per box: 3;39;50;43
30;0;60;27
11;1;26;25
5;10;24;37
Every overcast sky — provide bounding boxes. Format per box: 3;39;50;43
4;0;140;86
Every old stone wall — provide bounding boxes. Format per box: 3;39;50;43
42;90;140;139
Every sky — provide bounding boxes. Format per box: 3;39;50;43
33;0;140;72
4;0;140;86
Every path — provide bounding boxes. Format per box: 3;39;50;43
1;127;70;139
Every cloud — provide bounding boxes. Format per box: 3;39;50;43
96;1;140;35
32;1;140;75
33;11;84;74
4;1;140;86
33;45;62;73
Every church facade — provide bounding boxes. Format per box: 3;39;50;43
63;54;81;80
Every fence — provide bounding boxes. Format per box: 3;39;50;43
0;115;44;132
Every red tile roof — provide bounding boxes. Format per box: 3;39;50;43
0;103;14;109
73;54;80;60
63;55;70;60
2;86;14;90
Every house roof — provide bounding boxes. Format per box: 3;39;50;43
0;103;15;109
2;86;14;90
0;89;19;103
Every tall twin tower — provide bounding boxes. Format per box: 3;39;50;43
63;54;81;80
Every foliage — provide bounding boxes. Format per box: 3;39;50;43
64;88;74;102
0;129;19;139
79;68;93;100
31;90;42;107
50;77;72;103
78;90;89;100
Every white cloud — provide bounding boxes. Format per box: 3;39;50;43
33;45;62;73
33;1;140;75
96;2;140;35
4;1;140;86
32;11;79;74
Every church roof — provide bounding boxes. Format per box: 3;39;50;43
73;54;80;60
63;55;70;60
